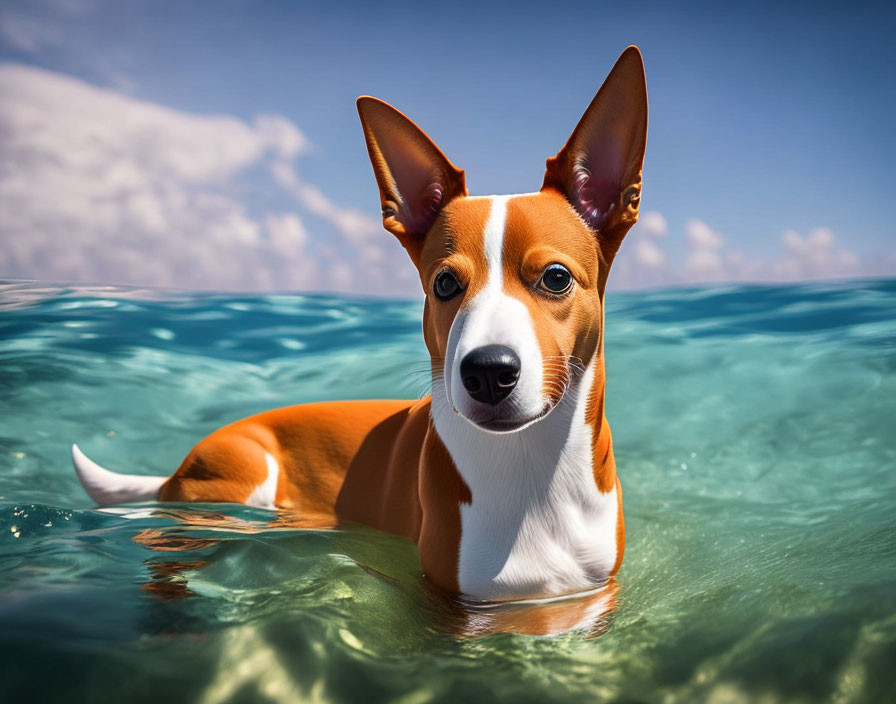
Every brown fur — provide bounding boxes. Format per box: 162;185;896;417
135;46;648;634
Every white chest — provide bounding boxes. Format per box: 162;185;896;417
432;366;619;601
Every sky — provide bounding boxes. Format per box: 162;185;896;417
0;0;894;296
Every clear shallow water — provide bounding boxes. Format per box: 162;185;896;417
1;278;895;703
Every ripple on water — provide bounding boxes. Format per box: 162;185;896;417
0;278;895;703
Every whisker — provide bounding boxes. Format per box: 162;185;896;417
398;358;448;400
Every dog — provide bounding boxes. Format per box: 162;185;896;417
73;46;647;605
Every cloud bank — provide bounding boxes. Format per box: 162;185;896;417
0;62;415;295
611;212;874;291
0;63;884;297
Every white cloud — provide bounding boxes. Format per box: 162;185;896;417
638;211;668;239
265;214;309;252
269;160;382;249
0;63;415;295
612;216;872;290
632;211;668;268
611;211;673;289
775;227;860;281
632;238;665;269
684;218;726;281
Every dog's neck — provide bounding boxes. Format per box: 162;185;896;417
429;348;620;601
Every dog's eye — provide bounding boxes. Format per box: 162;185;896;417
538;264;573;295
433;270;463;301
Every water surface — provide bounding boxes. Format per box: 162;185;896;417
1;279;895;702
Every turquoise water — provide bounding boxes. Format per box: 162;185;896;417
1;278;895;703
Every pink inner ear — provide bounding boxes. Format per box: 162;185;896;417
544;47;647;236
390;157;446;233
570;135;625;229
377;127;451;235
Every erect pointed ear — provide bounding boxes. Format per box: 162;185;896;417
357;97;467;255
542;46;648;265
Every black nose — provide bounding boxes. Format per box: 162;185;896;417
459;344;521;406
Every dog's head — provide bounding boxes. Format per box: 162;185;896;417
358;47;647;433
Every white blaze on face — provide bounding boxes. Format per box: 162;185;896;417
444;195;545;425
430;195;619;601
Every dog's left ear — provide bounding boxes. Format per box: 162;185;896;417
542;46;648;265
357;97;467;261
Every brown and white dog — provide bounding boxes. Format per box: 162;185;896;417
73;47;647;607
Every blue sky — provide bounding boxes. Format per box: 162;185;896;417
0;0;894;294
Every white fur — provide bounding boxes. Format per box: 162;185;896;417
434;363;618;601
445;196;544;426
246;452;279;509
433;195;618;601
73;444;280;510
71;443;166;506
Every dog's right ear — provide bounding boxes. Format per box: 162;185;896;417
542;46;648;267
357;97;466;257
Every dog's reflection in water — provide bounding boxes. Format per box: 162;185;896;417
433;582;618;638
133;507;336;601
132;507;618;637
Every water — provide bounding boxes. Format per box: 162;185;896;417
1;278;895;703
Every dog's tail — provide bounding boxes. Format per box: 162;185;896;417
71;444;167;506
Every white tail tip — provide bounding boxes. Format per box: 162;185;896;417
71;443;166;506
